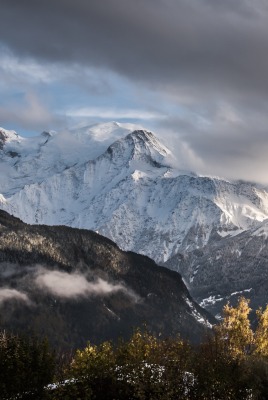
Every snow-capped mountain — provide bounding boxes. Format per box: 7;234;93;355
1;122;268;315
0;122;139;197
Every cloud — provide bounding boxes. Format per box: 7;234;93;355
158;104;268;184
1;0;268;97
0;47;57;86
0;91;63;131
35;269;137;300
0;288;30;305
0;46;114;95
1;1;268;183
67;107;164;121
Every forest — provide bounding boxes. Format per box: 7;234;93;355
1;297;268;400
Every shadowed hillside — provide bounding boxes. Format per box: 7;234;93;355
0;210;214;349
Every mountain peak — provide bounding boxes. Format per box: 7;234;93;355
127;129;173;168
127;129;170;155
104;129;172;170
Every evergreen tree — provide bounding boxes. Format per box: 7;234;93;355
0;331;55;399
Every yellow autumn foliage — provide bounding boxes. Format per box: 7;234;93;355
254;305;268;357
216;296;268;359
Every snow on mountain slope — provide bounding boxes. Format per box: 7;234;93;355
170;217;268;317
1;123;268;266
0;122;139;197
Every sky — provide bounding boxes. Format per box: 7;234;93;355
1;0;268;184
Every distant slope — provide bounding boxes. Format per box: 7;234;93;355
0;210;214;349
165;218;268;318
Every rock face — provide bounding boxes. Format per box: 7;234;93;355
165;220;268;318
0;210;214;349
1;122;268;316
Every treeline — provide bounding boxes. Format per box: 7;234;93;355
0;332;55;399
1;297;268;399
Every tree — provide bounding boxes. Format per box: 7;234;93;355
53;329;194;400
0;331;55;399
192;331;258;400
254;305;268;357
216;296;254;357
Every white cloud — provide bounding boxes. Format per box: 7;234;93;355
0;52;56;85
0;288;30;305
66;106;164;121
0;46;76;86
35;269;137;300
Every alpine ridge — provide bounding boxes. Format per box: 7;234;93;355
1;122;268;316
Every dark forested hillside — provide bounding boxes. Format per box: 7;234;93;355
0;210;214;349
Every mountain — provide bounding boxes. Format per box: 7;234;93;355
0;122;138;197
1;122;268;316
0;210;214;349
165;218;268;318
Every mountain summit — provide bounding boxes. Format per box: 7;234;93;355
98;129;172;170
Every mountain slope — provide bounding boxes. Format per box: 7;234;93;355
164;218;268;318
0;210;214;349
0;122;140;197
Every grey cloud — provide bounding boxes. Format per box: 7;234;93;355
1;0;268;97
159;107;268;184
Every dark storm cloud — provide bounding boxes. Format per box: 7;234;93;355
1;0;268;97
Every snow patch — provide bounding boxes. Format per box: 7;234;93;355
185;297;212;328
199;295;224;308
230;288;252;297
